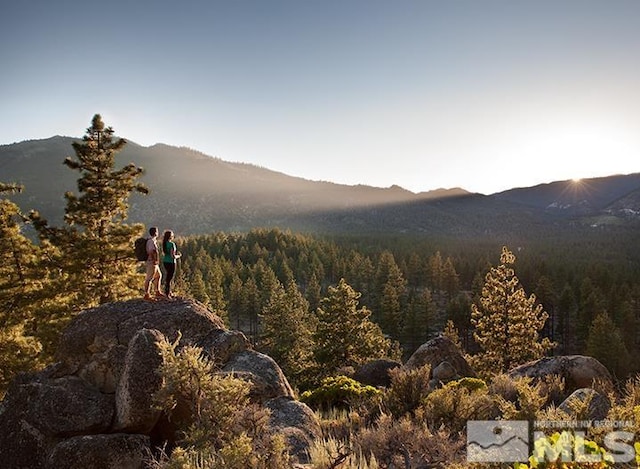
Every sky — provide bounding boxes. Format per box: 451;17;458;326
1;1;639;195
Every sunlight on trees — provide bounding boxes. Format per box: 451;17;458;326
471;246;554;376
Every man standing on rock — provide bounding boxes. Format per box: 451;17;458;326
143;227;165;301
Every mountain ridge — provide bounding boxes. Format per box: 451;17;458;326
2;136;639;236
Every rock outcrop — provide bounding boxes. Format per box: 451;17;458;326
558;388;611;421
353;359;402;388
404;334;476;381
508;355;613;394
0;298;319;468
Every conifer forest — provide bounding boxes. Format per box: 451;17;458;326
3;116;640;468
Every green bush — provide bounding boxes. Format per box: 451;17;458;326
420;379;495;432
149;334;290;468
300;375;381;410
383;364;432;417
444;377;487;393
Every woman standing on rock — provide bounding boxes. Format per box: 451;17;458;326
161;230;182;299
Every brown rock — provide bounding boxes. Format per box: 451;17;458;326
198;328;252;365
266;396;322;464
222;350;295;401
558;388;611;421
508;355;613;394
353;359;402;388
114;329;165;433
55;298;224;392
47;434;150;469
404;335;476;378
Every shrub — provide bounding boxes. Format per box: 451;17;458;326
445;377;487;393
383;364;432;417
300;375;382;411
493;376;548;422
420;379;495;432
307;436;380;469
356;413;464;467
149;333;291;468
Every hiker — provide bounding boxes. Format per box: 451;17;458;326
144;226;164;300
162;229;182;299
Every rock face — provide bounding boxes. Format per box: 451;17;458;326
558;388;611;421
265;396;322;464
404;335;476;380
0;298;318;468
508;355;613;394
353;359;402;388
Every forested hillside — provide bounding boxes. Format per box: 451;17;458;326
174;227;640;380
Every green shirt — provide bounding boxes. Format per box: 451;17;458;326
162;241;178;264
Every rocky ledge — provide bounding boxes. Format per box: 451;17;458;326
0;298;319;469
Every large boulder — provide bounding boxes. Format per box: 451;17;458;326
353;359;402;388
0;298;304;467
508;355;613;394
404;335;476;379
265;396;322;464
54;299;224;393
47;434;150;469
114;328;165;433
0;371;115;468
198;328;252;364
558;388;611;421
222;350;295;401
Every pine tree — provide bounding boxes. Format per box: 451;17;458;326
260;279;316;387
400;288;435;353
375;251;407;333
0;184;47;392
471;246;553;376
30;114;148;307
586;312;631;379
313;278;398;378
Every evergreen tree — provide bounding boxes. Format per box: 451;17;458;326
189;270;211;307
304;272;322;313
30;114;147;307
400;288;435;353
313;278;398;378
426;251;444;291
443;319;463;351
374;250;407;330
586;312;631;379
0;184;48;392
260;279;316;387
471;246;553;376
227;273;245;330
446;292;472;349
441;257;460;298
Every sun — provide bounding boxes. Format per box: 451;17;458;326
571;178;582;184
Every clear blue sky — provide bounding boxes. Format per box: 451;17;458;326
2;1;639;194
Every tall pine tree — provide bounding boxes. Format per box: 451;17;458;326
0;184;47;392
313;278;399;378
471;246;553;376
260;279;316;387
31;114;148;307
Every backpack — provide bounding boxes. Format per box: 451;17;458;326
134;237;148;261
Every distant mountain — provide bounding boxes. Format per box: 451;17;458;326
493;174;640;215
1;136;638;237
